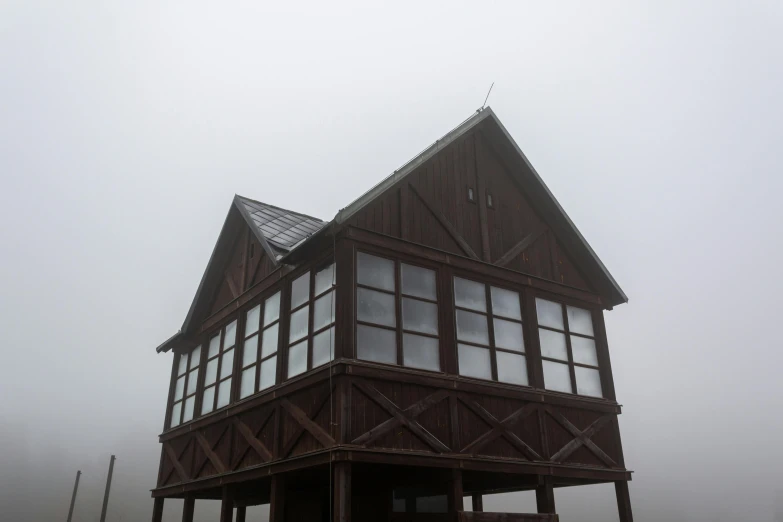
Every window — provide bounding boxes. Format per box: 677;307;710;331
287;262;335;379
239;291;281;399
487;193;494;208
356;252;440;372
467;187;475;202
454;277;528;385
201;320;238;414
170;345;201;428
536;298;602;398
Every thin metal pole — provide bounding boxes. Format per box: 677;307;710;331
66;470;81;522
99;455;116;522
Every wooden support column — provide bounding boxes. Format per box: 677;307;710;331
471;493;483;512
333;461;352;522
615;481;633;522
536;477;556;514
151;498;164;522
235;506;246;522
447;469;464;516
269;475;286;522
181;496;195;522
220;486;233;522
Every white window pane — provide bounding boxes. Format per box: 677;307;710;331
312;327;335;368
402;298;438;335
261;324;279;358
170;402;181;427
263;292;281;325
287;340;307;378
571;336;599;366
356;325;397;364
216;379;232;408
224;320;238;349
454;277;487;312
543;360;572;393
456;309;489;345
493;318;524;352
242;335;258;367
178;353;188;376
190;346;201;369
259;356;277;390
403;333;440;371
567;306;595;336
220;348;234;379
205;358;218;386
240;367;256;399
245;305;261;337
201;386;215;415
539;329;568;361
575;366;603;397
289;305;309;343
208;334;221;358
496;352;528;385
174;376;185;401
314;290;335;331
315;263;335;295
401;264;436;300
182;396;195;423
291;272;311;309
357;252;395;291
357;288;396;327
536;298;564;330
187;369;199;395
458;344;492;380
491;287;521;320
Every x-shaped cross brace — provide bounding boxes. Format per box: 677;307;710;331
192;424;229;477
163;439;192;483
279;387;336;458
546;407;616;467
459;398;542;461
231;409;275;470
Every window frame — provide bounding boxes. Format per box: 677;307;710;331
168;345;201;429
200;318;238;415
237;287;283;400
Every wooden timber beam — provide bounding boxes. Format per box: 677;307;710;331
408;183;480;260
459;399;541;461
494;226;548;267
546;409;616;467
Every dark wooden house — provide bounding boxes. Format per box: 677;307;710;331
151;108;633;522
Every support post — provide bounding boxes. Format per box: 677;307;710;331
220;486;233;522
447;469;464;515
269;475;286;522
151;498;164;522
333;462;351;522
536;476;556;514
615;480;633;522
235;506;246;522
471;493;483;512
99;455;116;522
66;470;81;522
182;496;195;522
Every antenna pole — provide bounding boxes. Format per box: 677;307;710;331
66;470;81;522
99;455;116;522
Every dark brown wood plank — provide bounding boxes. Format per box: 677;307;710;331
195;431;228;474
459;399;541;461
281;397;336;450
182;496;195;522
232;415;274;463
495;226;547;267
269;474;285;522
409;183;480;260
615;480;633;522
220;486;233;522
536;476;556;514
163;443;190;482
151;497;164;522
546;410;616;467
333;462;352;522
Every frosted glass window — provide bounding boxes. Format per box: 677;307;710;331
575;366;602;397
242;335;258;366
357;288;396;327
201;387;215;415
315;263;335;295
287;340;307;378
263;292;281;325
456;310;489;345
314;291;335;331
357;252;395;291
261;324;279;358
216;379;231;408
401;264;436;300
178;354;187;376
543;361;572;393
491;287;521;320
289;306;309;342
205;359;218;385
191;346;201;367
571;336;598;366
312;327;334;368
403;334;440;371
539;329;567;360
240;367;255;399
187;369;199;395
259;356;276;390
536;298;564;330
182;397;194;422
493;318;524;352
170;403;181;427
174;377;185;401
458;344;492;380
496;352;528;385
208;334;221;358
220;349;234;379
224;321;237;348
357;325;396;365
402;298;438;335
245;305;261;336
567;305;594;336
291;272;310;309
454;277;487;312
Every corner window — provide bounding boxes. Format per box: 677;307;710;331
536;298;602;398
454;277;528;386
356;252;440;372
201;320;237;415
239;291;281;399
287;262;335;379
170;345;201;428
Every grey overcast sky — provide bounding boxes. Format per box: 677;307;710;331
1;1;782;521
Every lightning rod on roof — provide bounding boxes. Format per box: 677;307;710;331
481;82;494;111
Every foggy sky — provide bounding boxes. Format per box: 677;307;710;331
1;2;782;521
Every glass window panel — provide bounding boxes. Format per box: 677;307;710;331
315;263;335;295
539;329;568;361
224;320;237;349
289;306;309;343
216;379;232;408
536;298;564;330
493;318;524;352
287;340;307;378
491;287;521;320
402;298;438;335
393;497;406;513
401;264;436;300
263;292;281;325
454;277;486;312
314;290;335;331
416;495;448;513
245;305;261;336
186;369;199;395
220;348;234;379
571;336;599;366
312;327;335;368
455;309;489;345
357;252;395;291
458;344;492;380
259;356;277;390
182;396;195;423
403;333;440;371
261;324;279;358
178;354;188;376
357;288;396;327
205;359;218;386
496;352;528;385
240;367;256;399
190;346;201;369
170;402;181;427
356;325;397;365
543;361;572;393
208;334;221;358
291;272;311;309
575;366;603;397
201;386;215;415
174;376;185;401
242;335;258;367
567;306;595;336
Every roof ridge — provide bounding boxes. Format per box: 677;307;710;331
236;194;325;223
